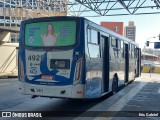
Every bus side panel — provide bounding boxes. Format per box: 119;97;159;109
85;21;102;98
109;37;118;91
129;59;136;81
85;58;102;98
18;22;27;94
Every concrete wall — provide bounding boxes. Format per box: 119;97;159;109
0;43;18;77
100;22;124;35
0;31;11;42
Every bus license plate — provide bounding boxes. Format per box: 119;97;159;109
35;88;43;93
41;75;53;80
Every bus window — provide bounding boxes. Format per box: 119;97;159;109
130;45;133;58
135;47;137;58
91;29;98;44
132;45;135;58
88;44;100;58
128;44;130;58
121;40;124;58
87;28;91;42
130;44;134;58
117;39;121;49
111;37;116;47
116;39;121;58
128;44;130;51
121;40;124;49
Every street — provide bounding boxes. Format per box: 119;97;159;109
0;73;160;120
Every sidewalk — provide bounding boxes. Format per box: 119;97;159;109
74;73;160;120
136;73;160;83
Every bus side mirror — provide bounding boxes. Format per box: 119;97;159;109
98;32;100;44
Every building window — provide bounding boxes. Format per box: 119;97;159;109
114;26;119;33
11;33;19;43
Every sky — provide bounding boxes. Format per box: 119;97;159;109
86;14;160;49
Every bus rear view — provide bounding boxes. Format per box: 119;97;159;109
18;17;85;99
18;16;140;99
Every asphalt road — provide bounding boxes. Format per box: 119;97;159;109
0;78;112;120
0;73;160;120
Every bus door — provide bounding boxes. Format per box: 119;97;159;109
137;48;141;77
124;43;129;83
101;36;109;93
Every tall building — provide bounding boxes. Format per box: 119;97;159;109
124;21;136;41
100;22;124;35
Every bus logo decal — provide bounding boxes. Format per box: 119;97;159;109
30;67;37;74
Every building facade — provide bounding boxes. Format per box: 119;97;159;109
100;22;124;35
124;21;136;41
0;0;67;43
0;0;67;77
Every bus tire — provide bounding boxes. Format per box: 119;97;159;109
112;76;118;95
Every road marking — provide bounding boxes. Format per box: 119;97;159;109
0;83;10;86
158;88;160;93
73;82;147;120
95;82;146;120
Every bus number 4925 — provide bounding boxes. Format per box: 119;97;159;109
28;55;43;61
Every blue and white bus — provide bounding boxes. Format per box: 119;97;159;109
18;16;141;99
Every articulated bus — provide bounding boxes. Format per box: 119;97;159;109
18;16;141;99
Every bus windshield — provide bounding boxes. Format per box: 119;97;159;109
25;21;76;47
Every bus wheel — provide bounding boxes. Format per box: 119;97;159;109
112;76;118;95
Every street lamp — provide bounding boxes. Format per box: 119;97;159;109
144;36;156;78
